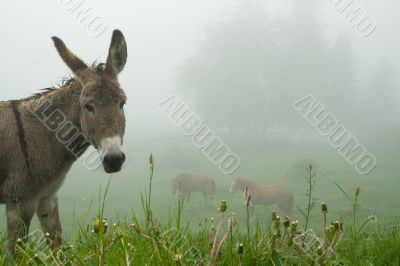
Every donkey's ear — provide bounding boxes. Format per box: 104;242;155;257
105;30;127;77
51;36;90;83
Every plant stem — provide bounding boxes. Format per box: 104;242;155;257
210;212;224;266
304;167;313;231
246;205;250;241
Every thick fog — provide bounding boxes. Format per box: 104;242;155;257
0;0;399;233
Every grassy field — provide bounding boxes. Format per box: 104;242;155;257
0;135;399;265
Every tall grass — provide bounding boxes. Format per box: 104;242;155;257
0;158;399;265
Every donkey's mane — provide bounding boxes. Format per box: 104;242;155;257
20;62;106;102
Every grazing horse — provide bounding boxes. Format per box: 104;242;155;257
230;177;293;216
172;174;216;205
0;30;128;253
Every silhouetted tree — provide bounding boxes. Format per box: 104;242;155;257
177;0;358;135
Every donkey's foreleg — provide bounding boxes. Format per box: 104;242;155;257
6;201;36;254
37;195;62;249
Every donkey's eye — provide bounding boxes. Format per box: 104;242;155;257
84;104;95;113
120;101;126;109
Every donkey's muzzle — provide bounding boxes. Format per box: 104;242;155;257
103;152;126;173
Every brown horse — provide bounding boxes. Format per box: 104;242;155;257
172;174;216;205
0;30;128;253
230;177;293;216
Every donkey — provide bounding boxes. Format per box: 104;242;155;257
230;177;293;217
172;174;216;205
0;30;128;253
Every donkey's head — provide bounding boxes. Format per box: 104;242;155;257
52;30;128;173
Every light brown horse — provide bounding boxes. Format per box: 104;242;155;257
230;177;293;216
172;174;216;205
0;30;128;253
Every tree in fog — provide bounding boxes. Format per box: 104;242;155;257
364;62;399;132
177;0;270;133
324;36;360;125
177;0;358;134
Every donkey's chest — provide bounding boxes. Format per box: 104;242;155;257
36;173;67;199
28;157;75;198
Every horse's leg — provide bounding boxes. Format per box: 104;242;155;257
202;191;208;205
249;205;255;218
6;200;36;254
287;203;293;217
211;192;216;206
37;195;62;249
277;202;288;217
183;192;191;210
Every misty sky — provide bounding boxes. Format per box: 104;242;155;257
1;0;399;141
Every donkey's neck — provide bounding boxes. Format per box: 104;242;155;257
6;81;86;201
20;80;88;162
25;81;83;129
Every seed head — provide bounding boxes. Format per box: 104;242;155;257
355;187;360;197
103;222;108;233
291;220;298;234
317;245;323;256
237;243;244;255
333;221;340;231
321;202;328;213
149;153;154;165
271;211;278;221
173;253;182;262
274;216;281;228
219;200;228;213
130;223;142;235
93;219;100;233
93;218;108;234
283;216;290;228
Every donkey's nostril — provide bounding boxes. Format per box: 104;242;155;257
103;153;125;173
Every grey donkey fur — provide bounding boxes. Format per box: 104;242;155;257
0;29;128;253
